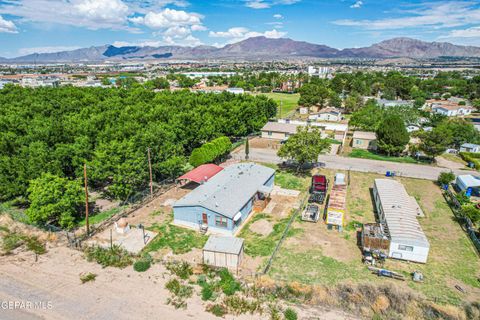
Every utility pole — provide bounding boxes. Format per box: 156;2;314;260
279;100;283;119
83;163;89;235
147;147;153;196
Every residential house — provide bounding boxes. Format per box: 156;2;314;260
373;179;430;263
173;163;275;235
309;107;342;122
427;99;473;117
352;131;377;150
377;99;413;108
460;143;480;153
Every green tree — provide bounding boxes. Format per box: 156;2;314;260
376;114;410;155
349;101;383;131
437;171;455;186
277;126;331;169
419;127;451;158
26;173;84;229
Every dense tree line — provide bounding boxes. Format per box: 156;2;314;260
299;71;480;111
0;86;276;202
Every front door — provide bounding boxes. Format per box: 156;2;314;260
202;213;208;225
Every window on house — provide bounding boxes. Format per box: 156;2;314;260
215;215;228;228
356;139;362;145
268;131;272;136
398;245;414;252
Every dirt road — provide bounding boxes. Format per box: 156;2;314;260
0;247;357;320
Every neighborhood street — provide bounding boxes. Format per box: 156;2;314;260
233;148;477;180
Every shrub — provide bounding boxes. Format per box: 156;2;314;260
166;261;193;279
189;137;232;167
218;268;241;296
437;172;455;186
166;278;181;295
25;236;46;255
284;308;298;320
206;304;227;317
133;259;151;272
84;245;133;268
201;284;214;301
80;272;97;284
223;295;261;315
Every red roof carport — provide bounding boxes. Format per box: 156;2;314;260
177;164;223;184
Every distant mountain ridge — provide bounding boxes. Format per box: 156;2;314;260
4;36;480;63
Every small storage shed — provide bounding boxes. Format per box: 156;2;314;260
203;236;244;271
456;174;480;195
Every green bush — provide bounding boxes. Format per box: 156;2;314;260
437;171;455;186
166;278;181;295
133;259;151;272
207;304;227;317
284;308;298;320
189;137;232;167
84;245;133;268
460;152;480;169
218;268;241;296
201;284;214;301
166;261;193;279
80;272;97;283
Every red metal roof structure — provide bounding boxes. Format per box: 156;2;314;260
177;164;224;184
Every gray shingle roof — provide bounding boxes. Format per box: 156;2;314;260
174;163;275;219
203;236;244;254
374;179;429;248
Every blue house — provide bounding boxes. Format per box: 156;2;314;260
173;163;275;235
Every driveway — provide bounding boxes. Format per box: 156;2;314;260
233;148;477;181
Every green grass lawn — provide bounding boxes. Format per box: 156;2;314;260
144;222;208;254
78;206;125;227
238;213;302;257
348;149;423;164
268;169;480;306
260;92;299;118
262;163;309;191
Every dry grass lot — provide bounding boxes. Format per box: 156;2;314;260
269;169;480;306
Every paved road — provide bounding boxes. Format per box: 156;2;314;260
233;148;477;180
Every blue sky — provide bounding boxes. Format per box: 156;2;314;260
1;0;480;57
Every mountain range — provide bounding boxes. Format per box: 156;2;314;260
4;37;480;63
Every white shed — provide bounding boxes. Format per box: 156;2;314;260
456;175;480;192
373;179;430;263
203;236;244;271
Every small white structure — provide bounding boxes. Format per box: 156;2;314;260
309;107;342;122
456;175;480;192
226;87;244;94
115;218;130;234
334;173;346;186
203;236;244;271
460;143;480;153
373;179;430;263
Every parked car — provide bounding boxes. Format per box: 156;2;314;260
308;174;328;204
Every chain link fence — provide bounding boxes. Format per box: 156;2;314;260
443;189;480;255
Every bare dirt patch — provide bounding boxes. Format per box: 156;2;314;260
126;186;191;227
249;219;273;236
249;137;280;149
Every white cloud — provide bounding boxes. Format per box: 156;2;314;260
334;1;480;30
0;0;135;31
133;8;202;29
442;26;480;38
18;46;82;56
0;15;17;33
129;8;205;46
273;14;283;19
350;1;363;9
209;27;286;44
245;0;300;10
